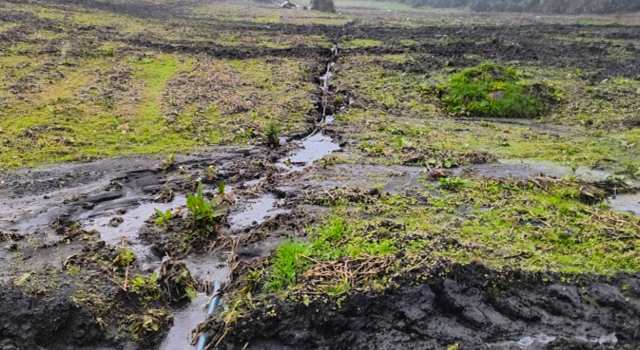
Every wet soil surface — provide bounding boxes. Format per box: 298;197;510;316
210;263;640;350
1;1;640;349
0;285;106;350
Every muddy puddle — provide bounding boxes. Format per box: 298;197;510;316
228;193;288;231
456;159;616;182
276;131;340;172
81;195;187;262
608;192;640;216
159;293;210;350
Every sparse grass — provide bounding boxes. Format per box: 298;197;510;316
267;241;310;291
342;38;383;49
254;177;640;303
265;216;397;294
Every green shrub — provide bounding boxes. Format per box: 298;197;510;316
441;62;545;118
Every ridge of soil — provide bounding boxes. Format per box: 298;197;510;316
208;262;640;350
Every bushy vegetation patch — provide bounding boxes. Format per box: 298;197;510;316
440;63;548;118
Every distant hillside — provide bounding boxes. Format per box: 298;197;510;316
402;0;640;14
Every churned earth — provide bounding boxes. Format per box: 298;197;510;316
0;0;639;349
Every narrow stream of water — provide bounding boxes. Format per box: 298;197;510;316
161;45;343;349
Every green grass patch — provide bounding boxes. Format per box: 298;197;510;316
441;62;547;118
257;178;639;301
265;216;397;293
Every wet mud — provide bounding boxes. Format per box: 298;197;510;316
0;284;107;350
1;1;640;349
207;263;640;350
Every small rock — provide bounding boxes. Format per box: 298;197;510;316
109;217;124;227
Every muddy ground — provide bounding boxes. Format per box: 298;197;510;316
1;0;639;349
402;0;640;15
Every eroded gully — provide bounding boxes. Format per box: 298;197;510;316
160;44;342;349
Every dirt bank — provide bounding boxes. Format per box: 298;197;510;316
0;284;107;349
206;263;640;349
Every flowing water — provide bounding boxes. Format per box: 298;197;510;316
160;45;343;348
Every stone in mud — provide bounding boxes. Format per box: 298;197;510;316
109;216;124;227
310;0;335;12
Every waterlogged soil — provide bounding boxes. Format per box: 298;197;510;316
1;0;640;349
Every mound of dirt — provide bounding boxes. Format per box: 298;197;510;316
403;0;640;14
207;263;640;349
0;285;105;349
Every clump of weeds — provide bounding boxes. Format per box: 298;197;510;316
438;176;468;191
127;308;172;346
186;183;224;228
154;209;173;227
265;121;281;148
113;247;136;269
129;273;162;304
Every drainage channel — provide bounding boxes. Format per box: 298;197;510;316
163;45;343;349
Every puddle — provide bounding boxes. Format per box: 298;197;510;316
457;159;614;182
608;193;640;216
228;193;288;231
81;195;186;262
488;333;556;349
277;132;340;172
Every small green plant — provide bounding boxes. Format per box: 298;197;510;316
186;183;218;226
128;308;171;342
154;209;172;227
441;62;546;118
113;248;136;268
265;122;280;148
130;273;162;303
217;181;226;195
438;177;468;191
